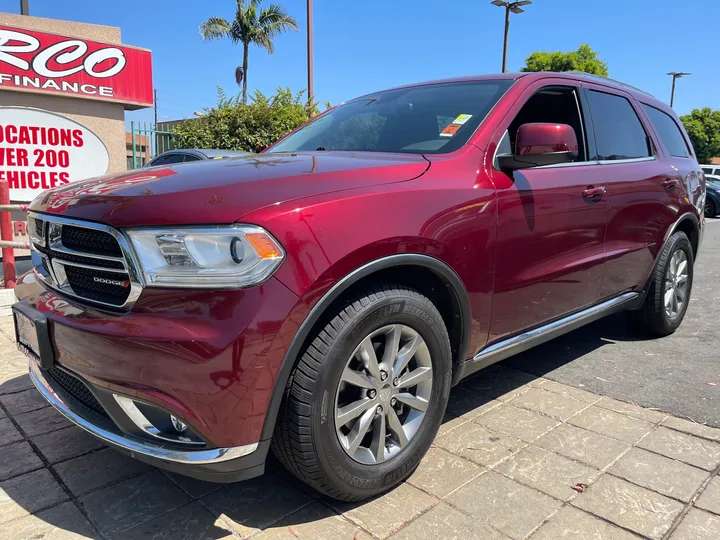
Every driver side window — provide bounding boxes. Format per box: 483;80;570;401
498;86;588;164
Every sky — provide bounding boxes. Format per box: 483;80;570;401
2;0;718;127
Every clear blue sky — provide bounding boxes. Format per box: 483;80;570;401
3;0;717;126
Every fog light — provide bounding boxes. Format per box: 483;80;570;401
170;415;187;433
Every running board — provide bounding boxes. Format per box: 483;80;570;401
453;292;640;383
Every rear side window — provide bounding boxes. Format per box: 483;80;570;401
149;155;169;166
702;167;713;174
586;90;651;161
641;104;690;158
158;154;185;165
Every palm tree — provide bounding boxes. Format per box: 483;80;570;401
200;0;299;104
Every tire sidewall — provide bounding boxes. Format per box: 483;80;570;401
705;199;716;218
312;294;451;498
659;233;694;332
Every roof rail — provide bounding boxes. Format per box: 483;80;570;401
562;72;655;98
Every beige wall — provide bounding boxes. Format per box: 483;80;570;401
0;13;121;43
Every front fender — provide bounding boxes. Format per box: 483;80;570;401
257;253;472;443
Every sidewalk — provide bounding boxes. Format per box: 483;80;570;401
0;313;719;540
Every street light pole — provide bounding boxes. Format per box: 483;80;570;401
307;0;314;111
20;0;29;15
667;72;690;108
491;1;532;73
501;6;510;73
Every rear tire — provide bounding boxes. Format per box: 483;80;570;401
630;231;693;337
272;284;451;501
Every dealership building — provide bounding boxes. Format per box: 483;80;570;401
0;11;153;256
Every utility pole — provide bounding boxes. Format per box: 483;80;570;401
20;0;30;15
307;0;314;112
153;88;158;128
491;1;532;73
667;72;690;108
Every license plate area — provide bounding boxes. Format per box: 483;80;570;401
13;303;54;369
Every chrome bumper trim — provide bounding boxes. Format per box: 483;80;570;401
29;364;258;464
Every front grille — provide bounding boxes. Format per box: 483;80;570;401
34;243;125;270
45;366;108;418
65;266;131;306
62;226;123;258
35;218;45;239
30;214;137;309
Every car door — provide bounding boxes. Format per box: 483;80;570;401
581;84;681;297
486;79;609;343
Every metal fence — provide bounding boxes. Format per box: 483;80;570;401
0;178;29;288
129;121;176;169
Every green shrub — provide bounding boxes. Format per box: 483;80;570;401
173;87;318;152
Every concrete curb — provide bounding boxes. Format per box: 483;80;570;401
0;288;16;317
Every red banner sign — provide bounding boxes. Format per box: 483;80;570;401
0;25;153;108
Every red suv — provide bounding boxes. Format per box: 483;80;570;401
13;72;704;501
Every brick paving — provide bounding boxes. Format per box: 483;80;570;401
1;315;719;539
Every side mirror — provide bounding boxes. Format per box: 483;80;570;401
497;123;579;171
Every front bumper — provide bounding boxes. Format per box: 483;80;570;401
14;270;302;481
29;361;269;480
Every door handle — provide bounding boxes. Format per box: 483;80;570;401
582;186;606;201
662;178;679;189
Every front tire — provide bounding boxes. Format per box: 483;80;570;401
630;231;693;336
272;285;451;501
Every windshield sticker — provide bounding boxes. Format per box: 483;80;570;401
440;123;462;137
453;114;473;125
440;114;473;137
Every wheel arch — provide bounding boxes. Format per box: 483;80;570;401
637;211;700;301
259;253;472;442
667;212;700;259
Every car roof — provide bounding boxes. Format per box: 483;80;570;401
157;149;250;159
363;71;660;108
194;149;250;158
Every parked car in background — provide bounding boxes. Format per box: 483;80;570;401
701;164;720;176
14;71;704;502
705;174;720;217
144;148;251;167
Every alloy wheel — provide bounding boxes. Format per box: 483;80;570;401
334;324;433;464
664;249;689;319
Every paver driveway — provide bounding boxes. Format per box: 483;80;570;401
1;311;719;539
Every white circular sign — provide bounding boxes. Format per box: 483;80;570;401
0;106;109;202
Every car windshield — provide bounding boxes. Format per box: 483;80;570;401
268;80;514;155
707;177;720;186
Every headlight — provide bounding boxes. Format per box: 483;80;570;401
126;225;284;288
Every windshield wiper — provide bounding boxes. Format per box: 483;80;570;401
316;146;326;151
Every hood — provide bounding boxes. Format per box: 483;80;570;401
30;152;429;228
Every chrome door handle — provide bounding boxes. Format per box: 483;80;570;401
662;179;679;189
